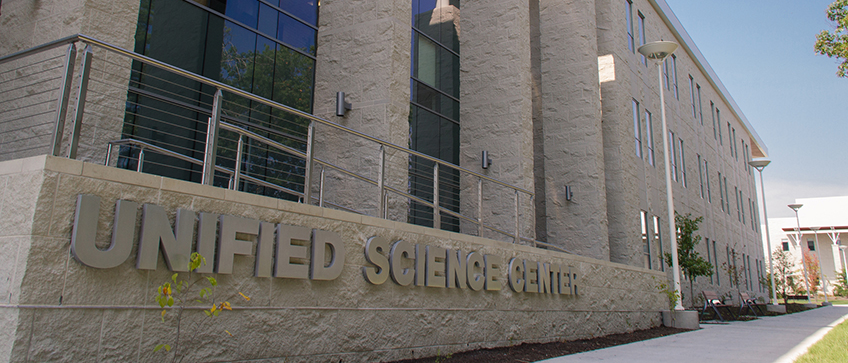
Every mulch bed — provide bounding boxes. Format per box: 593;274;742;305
388;326;690;363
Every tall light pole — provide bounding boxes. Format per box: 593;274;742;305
810;227;829;304
749;159;777;305
789;203;812;303
638;41;682;311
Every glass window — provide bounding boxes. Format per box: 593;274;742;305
735;186;740;221
719;172;724;211
711;102;716;139
727;122;732;153
705;161;711;203
727;247;733;287
697;84;703;125
126;0;318;189
633;100;642;159
669;131;677;181
705;238;713;283
732;128;738;160
220;21;258;92
689;75;696;118
277;13;317;54
626;0;634;53
638;12;646;65
225;0;259;28
717;108;722;144
653;216;664;271
782;241;789;251
672;55;678;99
279;0;319;26
641;211;651;269
808;240;816;251
698;154;704;198
258;3;279;38
679;138;686;187
410;0;461;231
645;109;654;165
714;241;720;285
724;177;730;214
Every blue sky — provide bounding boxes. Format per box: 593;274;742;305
664;0;848;218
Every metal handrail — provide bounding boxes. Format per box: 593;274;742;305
2;34;543;247
106;139;305;199
0;34;532;196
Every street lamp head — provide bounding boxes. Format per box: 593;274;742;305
788;203;803;212
748;159;771;171
638;41;679;61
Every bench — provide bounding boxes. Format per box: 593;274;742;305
739;292;764;316
701;290;735;322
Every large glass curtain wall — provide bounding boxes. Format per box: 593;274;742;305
123;0;317;200
409;0;460;231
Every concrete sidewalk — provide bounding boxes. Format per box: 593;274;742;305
538;305;848;363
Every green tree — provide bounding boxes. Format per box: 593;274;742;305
815;0;848;77
834;269;848;297
664;213;713;309
772;250;797;304
803;251;821;296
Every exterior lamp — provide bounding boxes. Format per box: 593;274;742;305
788;203;812;303
638;40;682;310
748;159;778;305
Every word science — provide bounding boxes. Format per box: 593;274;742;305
70;195;577;296
362;236;578;295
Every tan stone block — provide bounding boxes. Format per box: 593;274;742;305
98;309;143;361
161;176;227;200
82;162;162;189
0;171;43;237
0;159;24;176
43;156;84;176
26;308;101;361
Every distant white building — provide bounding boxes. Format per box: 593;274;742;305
765;196;848;295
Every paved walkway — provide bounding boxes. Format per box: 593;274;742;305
538;305;848;363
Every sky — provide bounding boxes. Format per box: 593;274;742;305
663;0;848;219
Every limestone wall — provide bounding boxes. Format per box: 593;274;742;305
0;155;666;362
0;0;139;164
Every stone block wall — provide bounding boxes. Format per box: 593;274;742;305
537;0;610;261
0;0;138;164
594;0;767;305
0;155;666;362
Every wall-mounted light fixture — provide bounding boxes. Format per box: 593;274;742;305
565;185;573;201
481;150;492;169
336;92;352;117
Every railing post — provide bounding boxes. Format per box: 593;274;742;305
105;143;113;166
377;145;386;217
202;89;223;185
137;147;145;173
319;165;326;208
232;134;244;190
68;44;93;160
478;177;483;236
514;190;520;243
52;43;77;157
433;163;440;229
303;122;315;205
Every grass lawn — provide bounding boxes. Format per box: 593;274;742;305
795;319;848;363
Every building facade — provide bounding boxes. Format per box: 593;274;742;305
765;196;848;297
0;0;768;361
